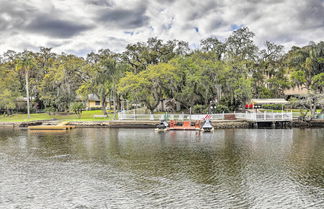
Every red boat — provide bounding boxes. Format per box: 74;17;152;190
156;119;214;132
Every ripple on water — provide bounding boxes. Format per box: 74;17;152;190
0;128;323;208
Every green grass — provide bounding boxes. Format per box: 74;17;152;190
0;110;117;122
263;109;322;117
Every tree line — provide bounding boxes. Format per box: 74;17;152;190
0;27;323;116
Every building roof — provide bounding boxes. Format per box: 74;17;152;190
284;87;308;95
87;94;100;101
251;98;289;104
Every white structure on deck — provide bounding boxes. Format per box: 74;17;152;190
118;111;293;122
235;112;292;122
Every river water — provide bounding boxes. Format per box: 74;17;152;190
0;128;323;209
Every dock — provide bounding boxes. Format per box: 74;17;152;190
236;112;293;128
28;121;75;130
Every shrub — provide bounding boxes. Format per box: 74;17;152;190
214;105;230;113
192;104;207;114
69;102;85;118
262;104;285;110
45;107;56;115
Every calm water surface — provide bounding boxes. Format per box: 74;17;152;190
0;128;323;209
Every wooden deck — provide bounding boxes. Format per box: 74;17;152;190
28;125;75;130
28;122;75;130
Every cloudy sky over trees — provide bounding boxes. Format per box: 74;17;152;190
1;0;323;55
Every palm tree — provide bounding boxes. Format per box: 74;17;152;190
16;51;34;119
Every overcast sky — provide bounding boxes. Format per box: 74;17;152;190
0;0;323;56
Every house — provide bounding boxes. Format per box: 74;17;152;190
15;96;37;111
246;98;289;109
84;94;111;110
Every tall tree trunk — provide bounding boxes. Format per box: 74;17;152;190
310;97;317;118
116;94;121;111
113;90;117;120
25;69;30;118
6;108;11;116
101;92;107;115
161;99;164;112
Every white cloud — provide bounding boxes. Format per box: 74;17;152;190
0;0;323;55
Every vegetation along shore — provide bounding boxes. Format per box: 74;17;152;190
0;27;323;122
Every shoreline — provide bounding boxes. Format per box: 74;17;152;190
1;119;324;129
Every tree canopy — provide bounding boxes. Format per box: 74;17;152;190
0;28;323;116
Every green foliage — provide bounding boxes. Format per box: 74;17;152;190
287;41;324;93
118;63;179;113
289;94;324;119
0;29;323;117
214;105;230;113
0;63;20;113
69;102;85;118
39;55;85;112
192;105;207;114
262;104;285;110
45;107;56;115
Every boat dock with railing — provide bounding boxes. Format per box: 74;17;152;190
118;111;293;128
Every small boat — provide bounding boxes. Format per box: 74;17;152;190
155;121;169;132
155;120;202;131
201;119;214;132
155;119;214;132
167;120;201;131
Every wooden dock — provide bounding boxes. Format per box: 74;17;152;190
28;121;75;130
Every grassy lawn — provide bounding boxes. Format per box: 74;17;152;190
263;109;322;116
0;110;117;122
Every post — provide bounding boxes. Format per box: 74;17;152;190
134;108;136;120
189;107;192;121
281;109;284;120
25;69;30;119
113;94;117;120
272;122;276;129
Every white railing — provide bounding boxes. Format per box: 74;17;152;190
118;112;226;121
242;112;293;121
118;111;293;121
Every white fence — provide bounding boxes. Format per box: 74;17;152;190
118;112;293;121
236;112;293;121
118;112;225;121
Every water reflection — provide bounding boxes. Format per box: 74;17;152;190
0;128;323;208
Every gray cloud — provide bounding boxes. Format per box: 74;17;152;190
297;0;324;29
0;0;323;55
0;0;93;39
0;1;33;30
24;15;94;38
86;0;114;7
97;3;149;29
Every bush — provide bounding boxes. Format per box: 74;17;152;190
69;102;85;118
192;104;208;114
45;107;56;115
262;104;285;110
214;105;230;113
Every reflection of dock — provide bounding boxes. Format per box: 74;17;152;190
28;130;68;134
28;121;75;130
